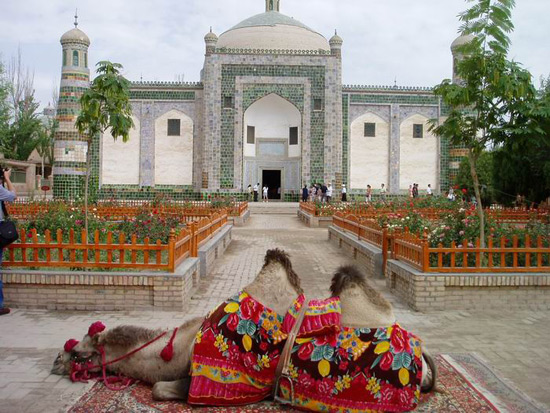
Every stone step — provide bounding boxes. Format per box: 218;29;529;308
248;202;299;215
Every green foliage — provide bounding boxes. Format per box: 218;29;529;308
378;211;431;235
76;61;133;141
1;95;42;160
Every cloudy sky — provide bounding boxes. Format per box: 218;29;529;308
1;0;549;110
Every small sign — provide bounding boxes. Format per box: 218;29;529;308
41;185;50;191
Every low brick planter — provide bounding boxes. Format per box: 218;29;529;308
386;259;550;312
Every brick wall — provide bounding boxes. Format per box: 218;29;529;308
2;259;199;312
386;259;550;312
328;225;384;278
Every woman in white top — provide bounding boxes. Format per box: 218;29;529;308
262;186;268;202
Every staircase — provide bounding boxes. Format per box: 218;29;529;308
247;202;299;215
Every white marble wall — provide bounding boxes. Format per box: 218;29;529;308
101;116;141;185
350;113;390;189
154;109;194;185
399;114;438;190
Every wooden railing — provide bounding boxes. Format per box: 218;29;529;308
3;213;228;272
391;232;550;273
7;201;248;220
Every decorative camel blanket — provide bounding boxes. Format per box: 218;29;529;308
187;291;422;412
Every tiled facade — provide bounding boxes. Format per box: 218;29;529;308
53;4;462;201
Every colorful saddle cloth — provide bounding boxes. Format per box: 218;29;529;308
188;291;422;412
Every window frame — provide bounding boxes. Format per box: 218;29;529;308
167;119;181;136
72;50;79;67
289;126;299;145
247;125;255;144
364;122;376;137
413;123;424;139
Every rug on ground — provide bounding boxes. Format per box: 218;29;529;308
68;353;547;412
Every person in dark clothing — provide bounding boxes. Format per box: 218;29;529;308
0;168;16;316
302;185;309;202
253;183;259;202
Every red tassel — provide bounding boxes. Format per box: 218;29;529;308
160;327;179;362
88;321;106;337
64;339;80;353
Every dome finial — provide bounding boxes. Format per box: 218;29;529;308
74;9;78;28
266;0;280;12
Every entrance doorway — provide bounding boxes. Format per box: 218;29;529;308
262;170;282;200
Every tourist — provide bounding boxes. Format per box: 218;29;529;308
408;185;413;198
447;187;455;201
309;184;317;202
427;184;433;196
366;185;372;203
317;184;323;202
247;184;252;201
262;185;268;202
341;184;347;202
320;183;328;203
380;183;387;202
0;168;17;316
412;183;419;199
302;185;309;202
326;184;333;203
253;183;259;202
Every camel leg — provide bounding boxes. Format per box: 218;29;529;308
420;350;438;393
152;377;191;401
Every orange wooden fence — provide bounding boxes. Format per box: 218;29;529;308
3;213;228;272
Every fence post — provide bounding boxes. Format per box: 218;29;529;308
382;228;388;274
168;228;176;272
422;241;429;272
190;222;198;257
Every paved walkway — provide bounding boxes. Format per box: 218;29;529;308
1;212;549;412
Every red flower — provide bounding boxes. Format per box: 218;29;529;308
226;313;239;331
317;378;334;394
380;351;394;371
228;345;241;362
398;387;415;406
260;342;268;351
27;231;33;239
298;372;314;389
240;297;264;323
314;334;337;347
298;342;314;361
379;383;397;402
390;325;411;354
339;361;349;371
462;188;468;194
338;348;349;359
243;352;257;370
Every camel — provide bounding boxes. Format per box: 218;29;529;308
52;250;436;403
52;248;304;401
329;264;437;392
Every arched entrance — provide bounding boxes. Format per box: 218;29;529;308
243;93;302;200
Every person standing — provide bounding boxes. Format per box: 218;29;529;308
380;183;387;202
247;184;252;201
253;183;259;202
408;185;414;198
262;185;269;202
412;183;419;199
341;184;347;202
320;183;328;203
427;184;433;196
309;184;317;202
326;184;333;203
0;168;17;316
366;185;372;203
302;185;309;202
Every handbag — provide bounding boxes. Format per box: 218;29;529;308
0;201;18;248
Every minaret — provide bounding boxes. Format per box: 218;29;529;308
204;27;218;56
451;33;474;84
53;12;91;199
329;30;343;58
265;0;280;12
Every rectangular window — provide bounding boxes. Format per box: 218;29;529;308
63;50;67;66
313;98;322;111
72;50;79;67
364;122;376;137
84;52;88;68
289;127;298;145
224;96;233;109
247;126;255;144
413;124;424;139
167;119;181;136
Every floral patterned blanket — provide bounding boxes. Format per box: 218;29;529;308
187;291;422;412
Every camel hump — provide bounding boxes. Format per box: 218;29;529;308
330;265;366;297
263;248;292;267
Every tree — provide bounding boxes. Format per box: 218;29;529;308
75;61;133;235
429;0;545;248
455;150;495;204
35;116;57;178
0;61;10;146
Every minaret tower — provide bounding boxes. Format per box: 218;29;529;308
265;0;280;12
53;11;91;199
450;33;474;84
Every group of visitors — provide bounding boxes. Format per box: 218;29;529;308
248;183;270;202
303;183;334;203
0;168;17;316
363;183;386;203
408;183;433;198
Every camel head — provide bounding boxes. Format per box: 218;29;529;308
51;322;106;376
330;265;395;327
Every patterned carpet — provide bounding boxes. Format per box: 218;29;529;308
68;354;547;412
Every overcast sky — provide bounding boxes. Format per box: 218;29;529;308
1;0;549;110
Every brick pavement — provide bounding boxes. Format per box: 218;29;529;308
0;212;549;412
